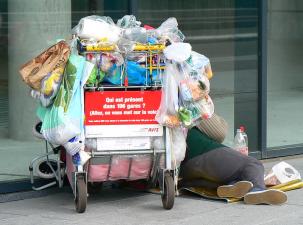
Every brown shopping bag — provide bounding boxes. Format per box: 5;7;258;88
19;41;70;91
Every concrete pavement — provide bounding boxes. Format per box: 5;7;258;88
0;156;303;225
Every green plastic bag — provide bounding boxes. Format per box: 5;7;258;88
37;54;85;145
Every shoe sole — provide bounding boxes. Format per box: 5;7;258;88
217;181;253;198
244;189;287;205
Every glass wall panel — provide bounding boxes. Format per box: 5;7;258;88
136;0;259;150
0;0;71;183
0;0;128;187
267;0;303;147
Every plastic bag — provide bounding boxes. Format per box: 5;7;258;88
117;15;141;28
191;95;214;120
264;161;301;186
163;43;192;63
123;27;147;43
168;127;186;168
73;15;122;43
85;138;97;151
187;51;213;80
151;136;165;150
31;90;52;107
37;54;86;146
155;62;180;127
125;61;146;85
156;17;185;43
103;60;147;86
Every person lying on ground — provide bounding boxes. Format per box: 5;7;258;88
179;114;287;205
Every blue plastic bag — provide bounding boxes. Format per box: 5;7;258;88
103;61;147;86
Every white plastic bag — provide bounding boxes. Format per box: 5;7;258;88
169;127;186;168
73;16;122;43
264;161;301;186
163;43;192;63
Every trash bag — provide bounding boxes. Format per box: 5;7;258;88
125;61;146;85
187;51;213;80
117;15;141;28
163;43;192;63
155;62;180;127
103;60;146;86
73;15;122;44
37;54;86;146
168;127;186;168
156;17;185;43
123;27;147;43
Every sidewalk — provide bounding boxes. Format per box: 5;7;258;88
0;156;302;225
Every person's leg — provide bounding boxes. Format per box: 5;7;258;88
181;147;264;185
211;149;287;204
180;147;253;189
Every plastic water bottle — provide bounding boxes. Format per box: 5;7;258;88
233;126;248;156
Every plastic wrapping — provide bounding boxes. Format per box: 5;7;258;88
188;51;213;80
125;61;146;85
117;15;141;28
163;43;192;63
73;15;122;43
63;135;84;156
264;161;301;186
155;62;180;127
31;90;52;107
151;136;165;150
169;127;186;168
156;17;185;43
85;138;97;151
123;27;147;43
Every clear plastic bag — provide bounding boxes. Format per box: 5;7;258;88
168;127;186;168
85;138;97;151
72;15;122;44
117;15;141;28
156;17;185;43
187;51;213;80
123;27;147;43
151;136;165;150
155;62;180;128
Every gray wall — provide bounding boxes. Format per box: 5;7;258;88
8;0;71;140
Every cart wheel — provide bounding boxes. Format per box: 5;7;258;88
88;182;103;195
75;176;87;213
161;174;175;210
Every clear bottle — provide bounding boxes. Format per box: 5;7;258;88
233;126;248;156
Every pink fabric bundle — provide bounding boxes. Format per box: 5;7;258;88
87;155;153;182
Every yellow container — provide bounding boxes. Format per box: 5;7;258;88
86;45;116;52
133;44;165;51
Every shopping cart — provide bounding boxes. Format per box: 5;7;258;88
29;41;176;213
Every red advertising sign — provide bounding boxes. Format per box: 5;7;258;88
85;90;162;125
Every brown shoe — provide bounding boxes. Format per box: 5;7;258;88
217;181;253;198
244;189;287;205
